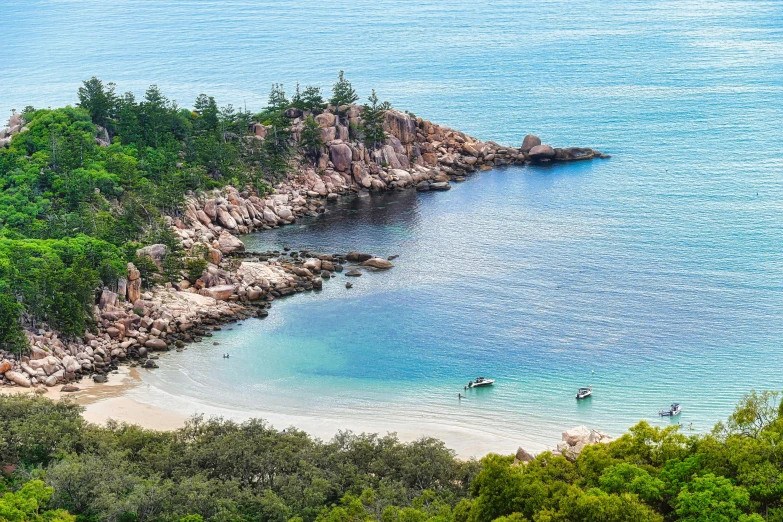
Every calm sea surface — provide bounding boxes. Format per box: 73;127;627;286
3;0;783;455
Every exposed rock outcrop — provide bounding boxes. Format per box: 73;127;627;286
1;105;605;391
553;425;613;461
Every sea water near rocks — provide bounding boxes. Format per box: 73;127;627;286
4;0;783;454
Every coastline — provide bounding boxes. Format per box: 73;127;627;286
0;348;550;458
80;361;553;458
1;107;608;458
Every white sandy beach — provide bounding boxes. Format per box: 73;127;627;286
2;365;547;458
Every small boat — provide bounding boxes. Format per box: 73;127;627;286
576;385;593;399
659;403;682;416
468;376;495;388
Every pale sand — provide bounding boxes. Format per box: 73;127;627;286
1;366;186;431
3;366;542;457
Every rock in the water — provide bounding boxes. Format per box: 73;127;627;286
362;258;394;269
520;134;542;153
416;181;430;192
144;338;168;351
553;147;595;161
93;374;108;383
61;385;80;392
320;270;331;279
346;252;373;262
528;144;556;161
143;359;159;369
429;182;451;191
345;282;353;289
345;269;362;277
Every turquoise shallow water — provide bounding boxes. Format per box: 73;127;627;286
3;0;783;454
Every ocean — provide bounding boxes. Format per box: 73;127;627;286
3;0;782;455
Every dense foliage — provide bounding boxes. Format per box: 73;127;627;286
0;72;388;347
2;390;783;521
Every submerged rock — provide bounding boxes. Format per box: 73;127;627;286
554;147;595;161
362;258;394;269
429;181;451;191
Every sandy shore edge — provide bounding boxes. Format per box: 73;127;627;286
0;366;188;431
1;364;549;458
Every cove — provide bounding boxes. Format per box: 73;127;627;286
133;157;783;455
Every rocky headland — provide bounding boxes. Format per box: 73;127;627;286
0;104;608;395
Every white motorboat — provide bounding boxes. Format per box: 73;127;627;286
576;385;593;399
659;403;682;416
468;376;495;388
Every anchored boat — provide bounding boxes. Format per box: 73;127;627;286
659;403;682;416
468;376;495;388
576;385;593;399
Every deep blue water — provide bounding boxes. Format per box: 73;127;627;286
3;0;783;455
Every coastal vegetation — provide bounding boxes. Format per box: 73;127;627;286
0;72;386;351
1;390;783;521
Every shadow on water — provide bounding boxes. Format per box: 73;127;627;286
243;189;424;253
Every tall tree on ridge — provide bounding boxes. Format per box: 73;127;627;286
330;70;359;108
361;89;391;150
77;77;117;132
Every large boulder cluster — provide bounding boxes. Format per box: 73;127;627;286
236;106;609;214
554;425;614;461
0;113;26;148
1;106;606;392
0;242;392;388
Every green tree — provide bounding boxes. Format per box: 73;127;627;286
261;111;292;180
299;116;324;166
598;463;665;505
675;473;751;522
0;287;26;353
361;90;391;150
267;83;289;115
77;77;117;131
718;390;782;438
300;86;327;113
0;480;75;522
193;94;219;132
330;71;359;107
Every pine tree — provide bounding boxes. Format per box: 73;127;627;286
299;116;324;166
291;82;303;109
77;77;117;131
330;71;359;108
301;86;326;113
262;111;292;179
360;90;391;150
193;94;219;131
267;83;289;114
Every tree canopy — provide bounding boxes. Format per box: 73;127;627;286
2;390;783;521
